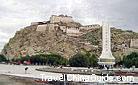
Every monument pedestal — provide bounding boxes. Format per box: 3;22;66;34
98;58;115;66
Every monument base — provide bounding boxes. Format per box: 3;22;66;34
98;58;115;66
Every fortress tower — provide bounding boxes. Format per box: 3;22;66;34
98;23;115;67
50;15;74;23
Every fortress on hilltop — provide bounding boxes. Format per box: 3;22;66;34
31;15;101;36
1;14;138;59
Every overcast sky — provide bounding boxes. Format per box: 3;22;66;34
0;0;138;51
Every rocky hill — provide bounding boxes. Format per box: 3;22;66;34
1;15;138;62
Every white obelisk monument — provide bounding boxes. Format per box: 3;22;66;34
98;23;115;67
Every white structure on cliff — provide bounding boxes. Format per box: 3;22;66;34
31;15;101;36
98;23;115;66
50;15;74;23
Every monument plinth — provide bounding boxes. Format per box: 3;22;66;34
98;23;115;66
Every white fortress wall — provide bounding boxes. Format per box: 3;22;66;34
36;23;59;32
80;24;101;30
50;15;74;23
66;27;80;34
36;24;47;31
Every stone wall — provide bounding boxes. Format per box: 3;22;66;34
50;15;74;23
36;23;82;36
36;24;47;31
36;23;59;32
66;27;80;34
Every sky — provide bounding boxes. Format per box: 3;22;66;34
0;0;138;51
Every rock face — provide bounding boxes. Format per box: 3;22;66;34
1;15;138;61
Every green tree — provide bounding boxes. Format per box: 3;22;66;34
20;55;30;63
46;53;67;66
69;53;89;67
88;54;98;67
69;52;98;67
30;54;47;65
123;52;138;68
0;54;7;62
30;53;68;66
